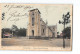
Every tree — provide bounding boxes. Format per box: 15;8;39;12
58;12;70;48
11;25;18;36
2;28;12;38
11;25;18;31
16;28;26;37
57;32;59;35
62;27;71;39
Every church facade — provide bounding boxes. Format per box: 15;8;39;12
27;9;57;38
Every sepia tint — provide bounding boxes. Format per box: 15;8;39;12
0;4;72;51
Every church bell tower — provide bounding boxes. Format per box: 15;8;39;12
27;9;41;37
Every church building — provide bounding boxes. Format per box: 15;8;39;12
27;9;57;38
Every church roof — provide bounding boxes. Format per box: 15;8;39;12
29;9;41;14
48;25;57;33
48;25;56;28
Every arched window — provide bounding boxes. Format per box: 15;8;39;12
32;12;34;15
32;17;34;26
43;29;45;35
43;29;44;33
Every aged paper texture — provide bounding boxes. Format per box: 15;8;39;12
0;4;72;51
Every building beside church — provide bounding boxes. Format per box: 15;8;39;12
27;9;57;38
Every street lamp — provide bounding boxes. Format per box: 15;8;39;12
59;12;70;48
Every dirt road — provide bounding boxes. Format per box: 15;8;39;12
1;37;70;47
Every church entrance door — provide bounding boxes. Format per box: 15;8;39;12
32;30;34;36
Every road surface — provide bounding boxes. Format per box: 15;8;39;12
1;37;70;47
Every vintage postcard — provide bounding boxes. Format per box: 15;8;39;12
0;4;72;51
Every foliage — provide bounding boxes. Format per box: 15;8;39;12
11;25;18;31
62;27;71;39
2;25;27;37
16;28;26;37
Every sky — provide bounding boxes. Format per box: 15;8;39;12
1;4;72;34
